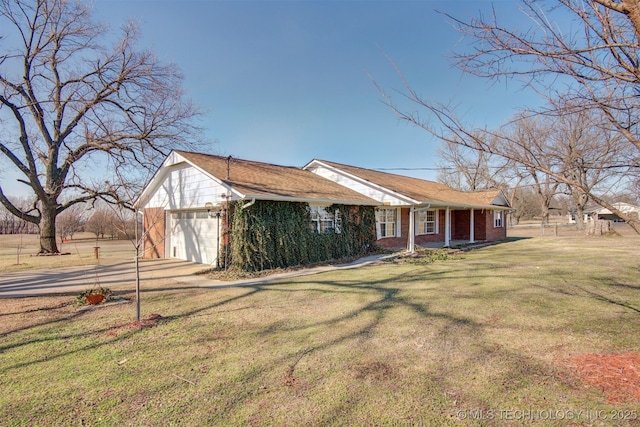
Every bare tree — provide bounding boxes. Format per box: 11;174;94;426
376;81;640;233
448;0;640;224
447;1;640;146
436;134;511;191
56;201;87;241
552;109;628;229
510;185;543;224
0;0;201;254
85;207;113;239
0;196;38;234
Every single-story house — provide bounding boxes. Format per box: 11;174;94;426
136;151;511;267
582;202;640;223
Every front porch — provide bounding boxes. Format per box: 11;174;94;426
375;207;507;252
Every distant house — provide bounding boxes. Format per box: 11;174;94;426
583;202;640;223
136;151;512;267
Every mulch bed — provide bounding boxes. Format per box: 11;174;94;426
565;352;640;404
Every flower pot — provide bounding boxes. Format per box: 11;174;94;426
85;293;105;305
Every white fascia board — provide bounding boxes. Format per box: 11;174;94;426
413;200;513;211
134;152;181;208
304;160;419;206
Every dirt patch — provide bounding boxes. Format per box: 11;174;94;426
105;313;164;337
354;361;395;381
565;352;640;404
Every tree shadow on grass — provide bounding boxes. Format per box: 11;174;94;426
1;260;595;424
533;277;640;315
0;286;263;371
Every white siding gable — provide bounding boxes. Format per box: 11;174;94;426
141;163;234;210
490;191;511;208
306;164;412;206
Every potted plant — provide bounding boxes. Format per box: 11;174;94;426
77;287;112;305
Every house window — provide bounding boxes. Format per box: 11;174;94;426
376;208;397;238
494;210;503;228
310;206;340;234
417;209;437;234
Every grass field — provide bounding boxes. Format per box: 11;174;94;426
0;233;134;273
1;228;640;425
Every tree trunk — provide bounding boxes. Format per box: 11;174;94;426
575;205;585;230
541;206;550;226
39;205;59;254
587;219;612;235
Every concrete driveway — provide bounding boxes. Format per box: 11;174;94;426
0;254;391;298
0;258;208;298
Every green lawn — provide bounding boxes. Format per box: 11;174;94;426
2;234;640;426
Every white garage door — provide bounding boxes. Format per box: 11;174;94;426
168;211;219;265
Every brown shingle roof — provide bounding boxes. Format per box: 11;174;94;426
314;159;507;208
175;151;378;205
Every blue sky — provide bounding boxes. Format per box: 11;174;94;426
3;0;542;197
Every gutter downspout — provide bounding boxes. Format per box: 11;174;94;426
241;198;256;210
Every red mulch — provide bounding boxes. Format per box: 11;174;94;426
566;352;640;404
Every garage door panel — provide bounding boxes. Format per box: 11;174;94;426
169;211;219;265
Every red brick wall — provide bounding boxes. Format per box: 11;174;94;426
143;208;166;259
453;210;470;240
485;210;507;241
376;208;409;250
474;210;487;241
415;209;446;245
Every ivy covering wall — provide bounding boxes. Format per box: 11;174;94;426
229;200;376;272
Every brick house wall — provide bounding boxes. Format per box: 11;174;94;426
473;210;486;241
484;209;507;241
452;210;470;240
143;207;166;259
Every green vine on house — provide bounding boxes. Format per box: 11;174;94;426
229;200;377;272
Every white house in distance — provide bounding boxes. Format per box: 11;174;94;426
581;202;640;223
136;151;512;266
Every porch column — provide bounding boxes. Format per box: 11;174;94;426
444;207;451;247
469;208;475;243
408;207;415;253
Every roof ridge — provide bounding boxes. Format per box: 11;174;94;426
175;150;308;171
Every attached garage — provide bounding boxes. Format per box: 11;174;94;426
167;211;220;265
